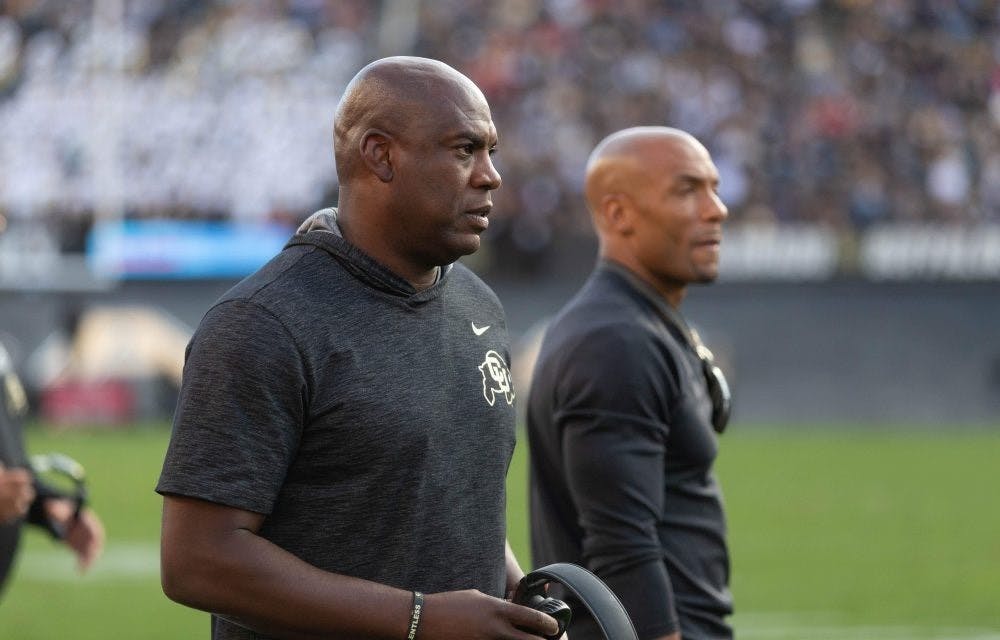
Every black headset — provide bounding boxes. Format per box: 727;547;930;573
513;563;638;640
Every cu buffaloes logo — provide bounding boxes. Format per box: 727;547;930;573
478;350;515;407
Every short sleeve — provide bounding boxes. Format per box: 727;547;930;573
156;299;308;515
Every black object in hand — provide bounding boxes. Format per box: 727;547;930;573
514;563;639;640
514;581;572;640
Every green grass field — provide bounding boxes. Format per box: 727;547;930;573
2;424;999;639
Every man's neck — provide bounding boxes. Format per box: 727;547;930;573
600;255;687;308
336;207;441;291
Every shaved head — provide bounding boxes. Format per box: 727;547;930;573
328;56;501;290
334;56;489;182
584;126;703;222
581;125;727;305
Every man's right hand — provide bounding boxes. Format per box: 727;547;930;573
0;464;35;524
420;589;561;639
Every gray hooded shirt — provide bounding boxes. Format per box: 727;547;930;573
157;209;518;639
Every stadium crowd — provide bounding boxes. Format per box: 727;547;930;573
0;0;998;272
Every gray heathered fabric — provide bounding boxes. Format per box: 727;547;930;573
157;210;518;639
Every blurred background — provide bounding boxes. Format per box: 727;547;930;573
0;1;998;638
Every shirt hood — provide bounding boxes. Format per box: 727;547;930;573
285;208;452;299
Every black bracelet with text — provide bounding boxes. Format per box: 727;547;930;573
406;591;423;640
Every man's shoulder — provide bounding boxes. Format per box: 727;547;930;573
546;307;655;360
446;262;502;305
551;274;646;332
220;243;346;305
194;244;337;330
540;275;676;366
447;261;489;287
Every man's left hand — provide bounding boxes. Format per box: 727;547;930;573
43;498;105;572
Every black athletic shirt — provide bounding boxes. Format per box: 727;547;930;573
527;260;732;640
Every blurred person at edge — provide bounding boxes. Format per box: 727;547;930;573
527;127;734;639
0;340;105;595
156;56;560;640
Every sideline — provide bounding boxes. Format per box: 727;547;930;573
736;612;1000;640
14;541;159;581
14;550;1000;640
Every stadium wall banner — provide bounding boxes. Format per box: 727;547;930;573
860;224;1000;280
718;224;840;281
71;220;1000;282
86;219;294;280
717;223;1000;281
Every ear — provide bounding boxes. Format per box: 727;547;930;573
359;128;394;182
598;193;636;236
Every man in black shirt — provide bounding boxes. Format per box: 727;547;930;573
527;126;733;639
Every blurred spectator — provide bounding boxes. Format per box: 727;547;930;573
0;0;997;274
0;338;105;596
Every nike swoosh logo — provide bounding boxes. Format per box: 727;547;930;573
471;322;491;336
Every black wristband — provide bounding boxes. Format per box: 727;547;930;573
406;591;423;640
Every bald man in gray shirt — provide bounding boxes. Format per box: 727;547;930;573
157;57;558;640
